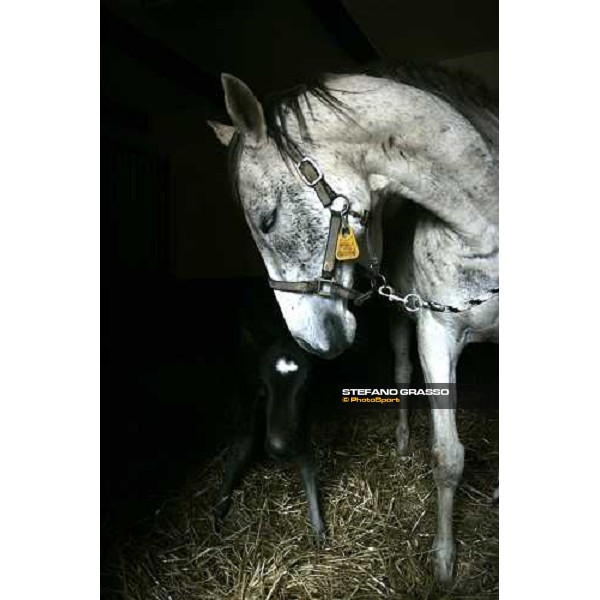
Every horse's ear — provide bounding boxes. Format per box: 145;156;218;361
207;120;236;146
221;73;266;145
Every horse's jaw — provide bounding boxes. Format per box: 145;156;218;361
273;292;356;359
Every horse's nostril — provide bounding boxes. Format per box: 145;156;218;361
323;313;343;337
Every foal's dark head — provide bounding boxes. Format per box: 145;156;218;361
259;339;312;460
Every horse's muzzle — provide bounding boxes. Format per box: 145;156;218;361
294;311;355;359
274;291;356;359
294;336;347;359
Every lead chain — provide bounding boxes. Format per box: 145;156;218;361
377;283;499;314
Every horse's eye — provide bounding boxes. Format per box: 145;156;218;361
259;208;277;234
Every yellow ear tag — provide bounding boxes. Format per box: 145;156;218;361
335;227;360;261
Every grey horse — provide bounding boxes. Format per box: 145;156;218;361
209;65;498;583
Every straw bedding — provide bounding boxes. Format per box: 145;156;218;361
110;407;498;600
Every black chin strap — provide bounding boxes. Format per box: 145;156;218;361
268;277;364;301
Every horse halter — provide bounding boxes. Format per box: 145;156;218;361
266;150;499;314
267;153;379;303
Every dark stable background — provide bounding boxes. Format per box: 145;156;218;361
101;0;498;560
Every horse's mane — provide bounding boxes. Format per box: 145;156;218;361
228;62;498;203
263;62;498;157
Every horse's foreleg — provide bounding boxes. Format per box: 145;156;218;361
390;312;413;455
417;314;464;585
298;454;326;543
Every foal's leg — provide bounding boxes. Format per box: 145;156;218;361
214;388;265;526
214;433;256;526
298;454;326;543
417;313;464;584
390;312;413;455
214;435;255;524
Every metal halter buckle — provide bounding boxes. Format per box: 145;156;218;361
317;278;334;297
330;195;349;215
296;156;323;187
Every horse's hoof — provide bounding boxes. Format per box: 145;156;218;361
312;524;327;548
432;539;455;586
396;438;410;457
213;501;230;533
212;512;225;533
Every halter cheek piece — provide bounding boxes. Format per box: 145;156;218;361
267;154;380;303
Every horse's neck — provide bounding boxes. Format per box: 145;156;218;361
382;195;499;301
326;76;499;251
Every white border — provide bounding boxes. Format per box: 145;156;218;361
1;1;598;598
0;3;99;598
501;1;599;597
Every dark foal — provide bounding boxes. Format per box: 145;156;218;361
214;337;325;540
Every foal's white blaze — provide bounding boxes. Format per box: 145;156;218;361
275;357;299;375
